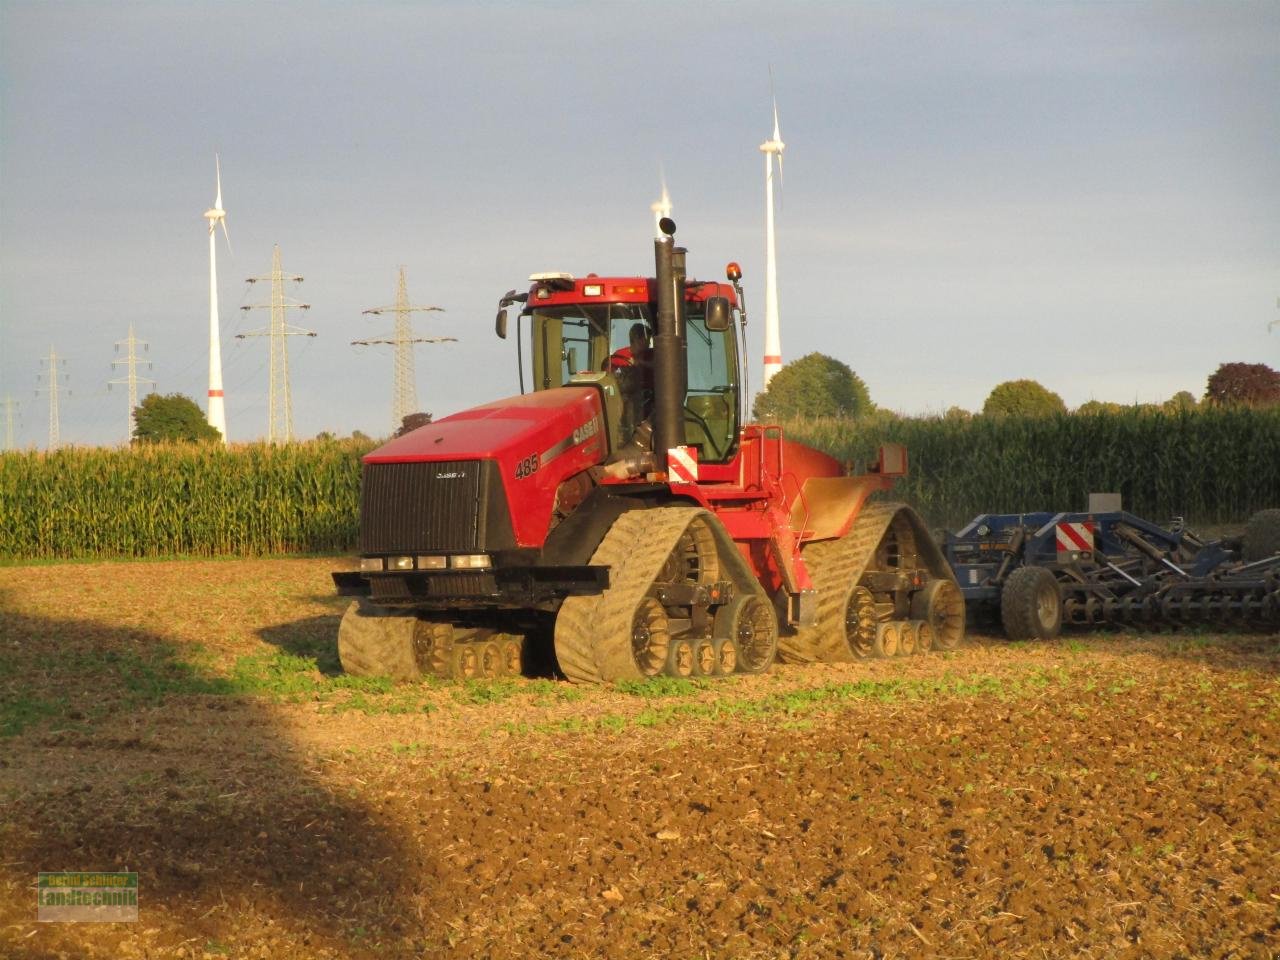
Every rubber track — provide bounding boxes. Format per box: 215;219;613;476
554;507;708;684
777;502;902;664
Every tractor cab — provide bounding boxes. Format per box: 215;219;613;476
496;273;742;464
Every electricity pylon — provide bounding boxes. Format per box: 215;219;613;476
108;322;156;442
237;245;315;443
354;266;454;433
35;346;69;450
0;396;19;450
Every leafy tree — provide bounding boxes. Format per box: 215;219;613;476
1162;391;1197;414
1075;400;1125;415
132;393;221;444
1204;362;1280;407
350;430;371;442
982;379;1066;417
752;353;873;421
394;412;433;437
942;406;972;421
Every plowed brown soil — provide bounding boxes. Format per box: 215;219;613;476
1;558;1277;958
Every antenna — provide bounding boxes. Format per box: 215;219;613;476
237;245;315;443
203;154;232;443
35;346;70;450
354;266;455;433
650;165;672;239
759;69;786;390
108;322;156;442
0;395;19;451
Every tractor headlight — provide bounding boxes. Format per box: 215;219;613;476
359;557;385;572
387;556;414;571
416;555;448;570
450;554;492;570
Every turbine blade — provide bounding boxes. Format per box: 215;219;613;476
214;153;223;209
220;218;232;256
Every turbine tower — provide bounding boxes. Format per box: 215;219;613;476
108;322;155;442
354;267;454;433
650;168;672;239
203;155;231;443
237;245;315;443
759;82;786;390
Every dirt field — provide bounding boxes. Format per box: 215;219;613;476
1;557;1277;959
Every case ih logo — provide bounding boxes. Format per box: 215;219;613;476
1055;521;1096;553
573;417;601;446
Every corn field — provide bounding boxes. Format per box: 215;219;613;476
1;409;1277;561
786;406;1280;529
0;439;374;560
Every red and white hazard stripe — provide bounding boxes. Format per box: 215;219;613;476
1055;521;1095;553
667;446;699;485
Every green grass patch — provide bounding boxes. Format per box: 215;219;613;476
0;693;65;737
616;676;710;698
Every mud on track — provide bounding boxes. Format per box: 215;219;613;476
1;558;1277;958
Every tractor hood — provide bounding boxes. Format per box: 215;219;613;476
362;387;608;549
365;387;605;466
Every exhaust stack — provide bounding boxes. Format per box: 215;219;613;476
652;218;688;459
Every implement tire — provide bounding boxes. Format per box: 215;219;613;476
1243;509;1280;562
1000;566;1063;640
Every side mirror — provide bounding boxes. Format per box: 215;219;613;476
495;308;508;340
566;347;579;376
705;296;732;332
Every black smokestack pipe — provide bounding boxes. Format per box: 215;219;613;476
652;217;687;458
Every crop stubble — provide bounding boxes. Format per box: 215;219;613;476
0;558;1276;958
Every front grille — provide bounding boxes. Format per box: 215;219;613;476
359;459;515;555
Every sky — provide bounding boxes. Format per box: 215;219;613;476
1;0;1277;448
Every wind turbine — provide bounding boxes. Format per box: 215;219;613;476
203;154;231;443
650;166;672;239
759;78;785;390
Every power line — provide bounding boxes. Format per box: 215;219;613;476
355;266;454;433
35;346;69;450
236;244;315;443
108;322;156;443
0;396;19;451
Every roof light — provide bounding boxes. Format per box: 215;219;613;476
726;262;742;282
583;284;603;296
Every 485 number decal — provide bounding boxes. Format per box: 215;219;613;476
514;453;540;479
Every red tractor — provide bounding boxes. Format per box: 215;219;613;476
334;220;964;682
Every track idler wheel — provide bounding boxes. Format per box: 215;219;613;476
719;594;778;674
632;597;672;677
338;601;452;681
910;580;965;650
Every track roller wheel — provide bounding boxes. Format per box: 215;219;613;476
719;594;778;674
691;637;717;677
914;620;934;654
665;637;695;678
450;644;479;680
873;621;900;658
497;634;524;677
338;601;452;681
896;620;917;656
711;636;738;676
476;640;503;679
910;580;965;650
632;597;671;677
